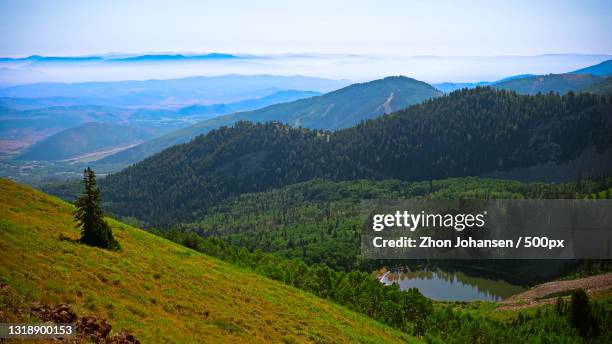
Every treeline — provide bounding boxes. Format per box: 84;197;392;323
160;230;611;343
100;88;612;227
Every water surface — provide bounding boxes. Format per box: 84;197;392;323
379;268;526;301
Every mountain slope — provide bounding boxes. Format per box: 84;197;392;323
0;90;319;159
432;81;491;93
16;122;158;161
220;76;442;130
432;75;536;93
492;73;603;94
0;178;416;343
0;105;137;156
584;77;612;95
96;76;442;167
177;90;320;116
99;88;612;227
571;59;612;76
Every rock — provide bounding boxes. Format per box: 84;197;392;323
98;319;112;338
108;332;141;344
25;302;139;343
51;304;77;323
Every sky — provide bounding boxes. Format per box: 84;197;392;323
0;0;611;57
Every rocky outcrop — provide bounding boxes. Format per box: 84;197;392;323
29;302;139;343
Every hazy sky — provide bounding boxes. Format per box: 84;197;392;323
0;0;611;57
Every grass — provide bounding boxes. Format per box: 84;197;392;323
0;178;421;343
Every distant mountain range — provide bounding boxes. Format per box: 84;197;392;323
175;90;320;117
0;53;245;63
0;74;346;107
95;76;442;167
0;105;142;154
3;53;610;86
5;58;612;168
0;89;319;157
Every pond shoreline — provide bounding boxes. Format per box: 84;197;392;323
378;267;526;302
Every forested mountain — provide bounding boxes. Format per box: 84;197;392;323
492;73;603;94
95;76;442;167
433;81;491;93
99;88;612;227
584;77;612;95
571;59;612;76
432;75;533;93
198;76;441;130
16;122;158;161
173;177;612;272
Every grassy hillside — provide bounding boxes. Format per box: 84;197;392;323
96;76;441;167
492;73;603;94
0;178;417;343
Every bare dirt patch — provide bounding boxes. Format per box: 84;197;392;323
498;273;612;311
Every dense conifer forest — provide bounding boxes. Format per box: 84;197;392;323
171;177;612;272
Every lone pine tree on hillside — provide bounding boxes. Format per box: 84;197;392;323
74;167;120;250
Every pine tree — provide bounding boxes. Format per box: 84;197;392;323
74;167;120;250
555;296;565;315
569;289;591;337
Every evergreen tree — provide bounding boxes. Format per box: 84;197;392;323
74;167;120;250
555;296;566;315
569;289;592;337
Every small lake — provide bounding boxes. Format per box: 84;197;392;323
379;268;527;302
